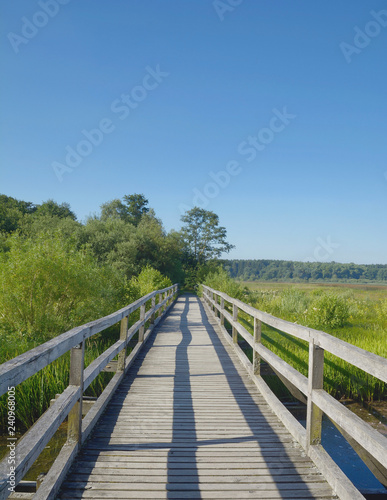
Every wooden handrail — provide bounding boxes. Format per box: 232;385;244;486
0;284;178;499
202;284;387;500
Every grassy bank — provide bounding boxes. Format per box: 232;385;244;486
203;271;387;402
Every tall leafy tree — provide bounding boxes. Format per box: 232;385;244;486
123;194;149;226
0;194;37;233
34;200;76;220
181;207;234;264
100;194;149;226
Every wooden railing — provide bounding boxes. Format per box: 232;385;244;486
202;285;387;500
0;284;178;500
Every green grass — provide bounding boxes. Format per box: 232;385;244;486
0;324;127;432
238;282;387;401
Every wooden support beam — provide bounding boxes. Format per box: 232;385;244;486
232;304;238;343
150;296;156;324
67;342;85;447
117;315;128;372
138;304;146;342
252;317;262;375
306;341;324;449
220;296;225;326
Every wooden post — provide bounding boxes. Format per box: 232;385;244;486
253;317;262;375
150;296;156;324
232;304;238;343
306;340;324;449
117;315;128;372
67;341;85;446
158;292;163;317
220;297;225;326
139;303;146;342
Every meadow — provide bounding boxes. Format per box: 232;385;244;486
240;281;387;402
202;270;387;403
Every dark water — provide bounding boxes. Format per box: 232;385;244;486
0;423;67;482
291;408;387;495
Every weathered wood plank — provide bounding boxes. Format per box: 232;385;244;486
203;285;387;383
0;386;79;498
0;285;177;396
57;295;335;500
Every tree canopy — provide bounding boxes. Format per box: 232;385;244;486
100;194;149;226
180;207;234;264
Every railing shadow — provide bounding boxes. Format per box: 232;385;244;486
58;293;317;499
194;295;314;499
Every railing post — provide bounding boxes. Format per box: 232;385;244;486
158;292;163;316
220;296;225;326
67;340;85;446
150;296;156;325
215;294;220;319
139;303;146;342
253;317;262;375
232;304;238;343
306;339;324;449
117;315;128;372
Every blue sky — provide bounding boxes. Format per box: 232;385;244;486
1;1;386;264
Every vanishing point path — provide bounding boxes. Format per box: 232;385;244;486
57;294;335;499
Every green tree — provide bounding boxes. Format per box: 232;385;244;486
181;207;234;264
100;194;149;226
0;233;125;342
34;200;76;220
0;194;36;233
123;193;149;226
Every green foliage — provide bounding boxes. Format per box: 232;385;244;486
0;233;125;342
201;267;247;300
100;193;149;226
181;207;234;265
34;200;76;220
0;194;36;233
224;259;387;284
126;265;172;302
307;293;350;328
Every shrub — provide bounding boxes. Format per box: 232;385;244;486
125;265;172;302
0;233;125;344
308;293;350;328
201;267;247;300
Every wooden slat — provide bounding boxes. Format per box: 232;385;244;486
203;285;387;383
0;286;177;396
312;389;387;470
57;294;335;500
0;386;79;498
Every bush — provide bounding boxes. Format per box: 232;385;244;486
201;267;247;300
0;233;125;344
125;265;172;302
308;293;350;328
278;288;309;318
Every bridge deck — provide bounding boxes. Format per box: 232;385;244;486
58;295;335;499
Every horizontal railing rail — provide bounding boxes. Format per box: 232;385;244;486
202;285;387;500
0;284;178;500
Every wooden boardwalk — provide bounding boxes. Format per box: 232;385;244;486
57;294;336;499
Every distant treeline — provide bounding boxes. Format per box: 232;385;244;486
223;259;387;283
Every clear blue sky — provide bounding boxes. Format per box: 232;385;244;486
1;1;386;264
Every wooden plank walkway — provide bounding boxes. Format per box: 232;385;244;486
57;294;336;499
